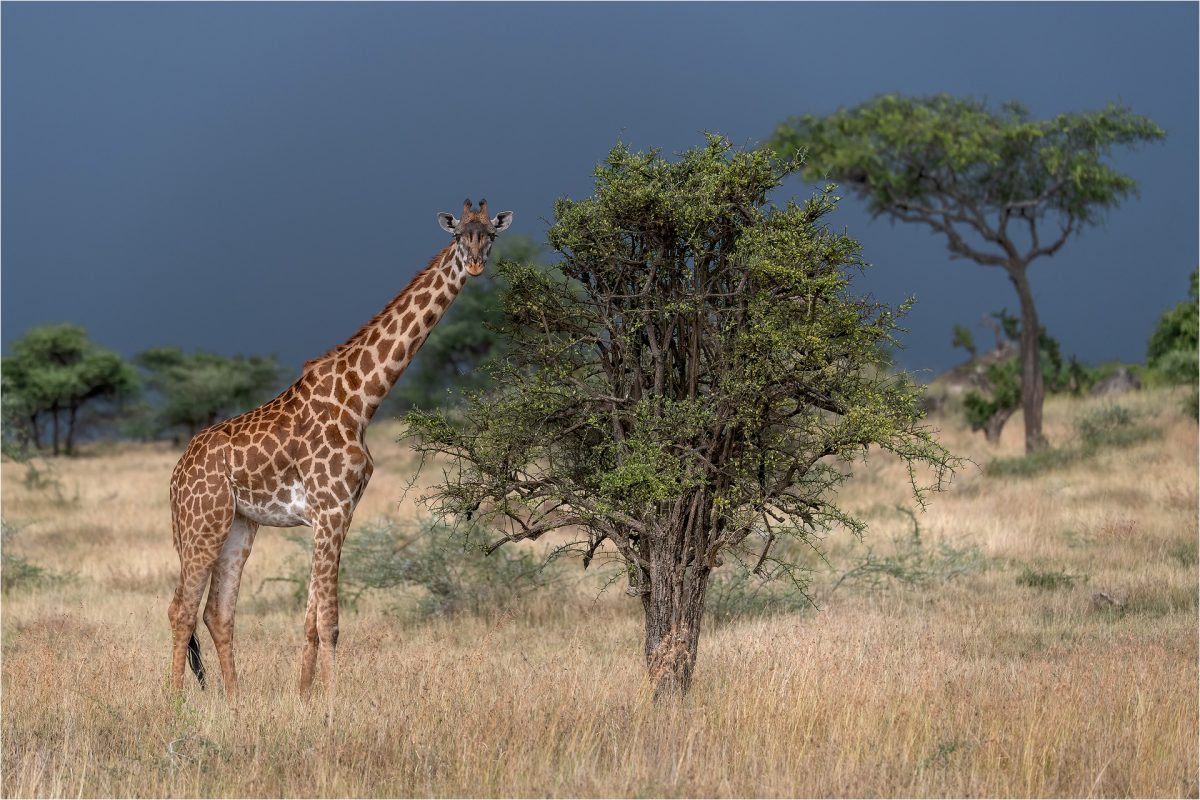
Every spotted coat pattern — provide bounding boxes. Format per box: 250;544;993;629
167;201;511;701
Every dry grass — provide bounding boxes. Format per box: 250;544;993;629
2;390;1197;798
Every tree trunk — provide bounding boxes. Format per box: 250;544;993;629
51;409;60;456
1007;266;1045;453
984;406;1016;443
639;545;711;699
64;406;78;456
28;413;43;451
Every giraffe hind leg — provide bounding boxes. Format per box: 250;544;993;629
202;515;259;701
168;461;235;693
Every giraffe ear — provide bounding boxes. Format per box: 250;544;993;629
437;213;459;234
491;211;513;233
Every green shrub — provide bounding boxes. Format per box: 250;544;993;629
1168;539;1198;568
706;563;812;626
1015;567;1086;590
1151;348;1198;386
987;447;1079;477
1074;404;1159;450
1;519;70;592
830;508;987;594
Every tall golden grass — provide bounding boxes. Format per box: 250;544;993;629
2;388;1196;797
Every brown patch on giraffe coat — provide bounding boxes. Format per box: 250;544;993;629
245;447;267;472
413;291;431;309
365;375;386;398
423;310;437;328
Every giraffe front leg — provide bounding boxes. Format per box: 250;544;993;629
298;512;349;710
298;570;320;699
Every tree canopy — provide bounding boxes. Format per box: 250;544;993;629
406;135;956;696
2;323;138;455
1146;269;1198;385
770;94;1165;452
134;347;282;439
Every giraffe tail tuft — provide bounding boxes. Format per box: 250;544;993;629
187;630;206;690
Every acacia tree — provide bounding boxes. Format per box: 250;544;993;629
134;348;281;439
406;137;955;697
770;95;1165;452
2;323;138;455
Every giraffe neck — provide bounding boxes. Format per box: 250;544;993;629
307;242;468;425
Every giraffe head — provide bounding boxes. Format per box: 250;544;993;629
437;198;513;276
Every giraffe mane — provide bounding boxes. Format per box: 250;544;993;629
302;244;456;374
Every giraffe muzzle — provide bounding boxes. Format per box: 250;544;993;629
466;260;486;276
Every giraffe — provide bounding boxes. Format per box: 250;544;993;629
167;199;513;703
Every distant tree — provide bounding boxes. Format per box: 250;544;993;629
134;348;281;439
388;235;546;413
1146;269;1198;384
770;94;1165;452
406;137;956;698
2;323;138;455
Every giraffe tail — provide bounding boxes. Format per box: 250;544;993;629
187;629;207;690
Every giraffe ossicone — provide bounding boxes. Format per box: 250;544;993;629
166;200;513;703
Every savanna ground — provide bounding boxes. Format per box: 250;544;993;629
2;388;1197;798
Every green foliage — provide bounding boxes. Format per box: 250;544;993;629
986;446;1080;478
406;135;958;585
2;323;139;455
1146;269;1198;385
770;94;1164;230
705;563;813;626
1168;539;1198;568
1074;404;1137;448
1016;566;1087;591
829;508;986;594
271;518;555;620
133;348;281;439
389;235;546;413
962;358;1021;435
951;324;977;359
1;519;71;592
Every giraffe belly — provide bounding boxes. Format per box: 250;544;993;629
233;483;311;528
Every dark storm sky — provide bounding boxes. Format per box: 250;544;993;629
3;2;1197;378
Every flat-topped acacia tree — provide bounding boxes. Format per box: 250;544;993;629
769;95;1165;452
406;136;956;697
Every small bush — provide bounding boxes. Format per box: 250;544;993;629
1151;348;1199;386
1168;539;1198;568
706;563;812;626
830;508;987;595
1;519;70;592
1015;567;1086;591
987;447;1079;477
1074;404;1158;450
